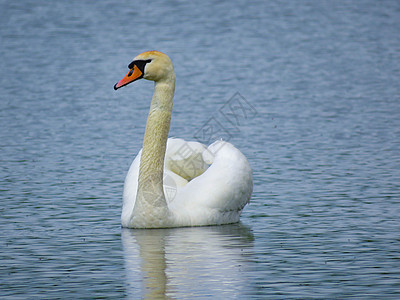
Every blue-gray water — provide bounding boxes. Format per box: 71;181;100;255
1;0;400;298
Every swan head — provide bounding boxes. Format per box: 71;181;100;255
114;51;175;90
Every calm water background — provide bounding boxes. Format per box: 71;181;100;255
1;0;400;298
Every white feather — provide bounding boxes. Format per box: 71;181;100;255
122;138;252;227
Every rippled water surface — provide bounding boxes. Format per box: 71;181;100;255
1;0;400;298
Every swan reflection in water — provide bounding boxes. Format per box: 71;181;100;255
121;223;254;298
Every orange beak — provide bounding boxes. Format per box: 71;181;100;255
114;65;143;90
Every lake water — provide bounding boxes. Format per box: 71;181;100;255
1;0;400;298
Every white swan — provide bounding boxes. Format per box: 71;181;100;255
114;51;252;228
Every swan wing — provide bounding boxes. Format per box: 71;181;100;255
165;138;209;181
121;149;141;224
169;140;253;225
122;138;204;223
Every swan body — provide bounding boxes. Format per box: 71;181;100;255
114;51;252;228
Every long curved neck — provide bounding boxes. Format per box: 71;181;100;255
134;76;175;224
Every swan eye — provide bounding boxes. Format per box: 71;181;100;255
128;59;152;72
